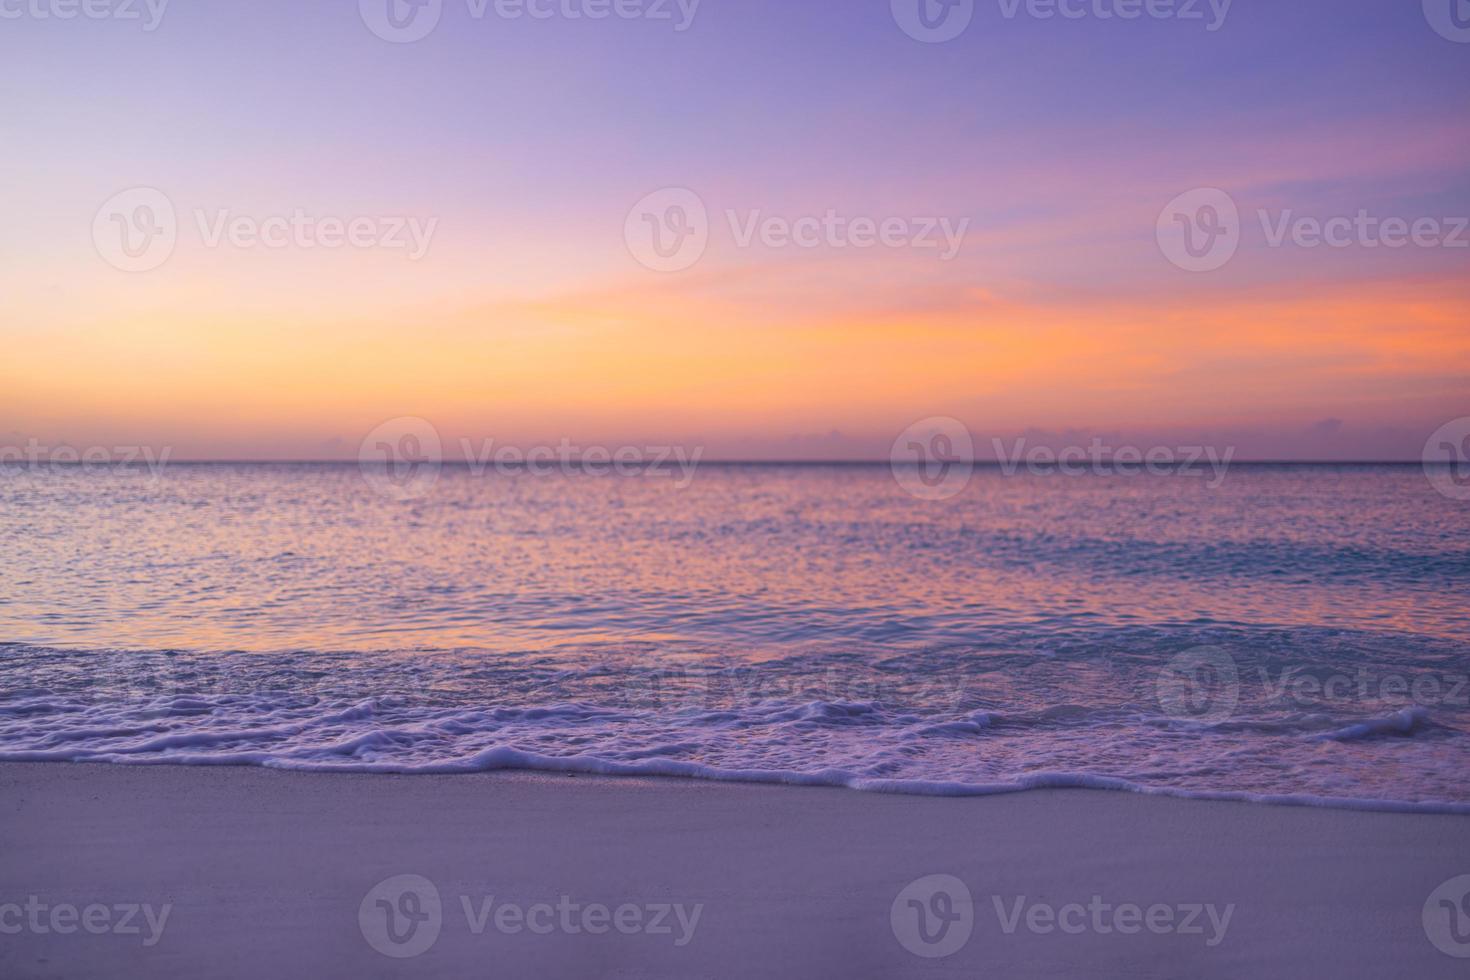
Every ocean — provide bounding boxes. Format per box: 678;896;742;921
2;462;1467;810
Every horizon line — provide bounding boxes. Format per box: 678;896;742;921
60;458;1437;466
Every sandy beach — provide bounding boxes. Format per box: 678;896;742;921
0;762;1465;978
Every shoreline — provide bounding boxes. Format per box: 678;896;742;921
3;761;1468;978
4;754;1470;816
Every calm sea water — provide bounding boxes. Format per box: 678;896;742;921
2;463;1468;809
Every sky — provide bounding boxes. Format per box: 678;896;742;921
0;0;1467;460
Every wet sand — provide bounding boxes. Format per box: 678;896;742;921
1;761;1467;978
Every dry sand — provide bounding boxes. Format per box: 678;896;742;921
1;761;1467;978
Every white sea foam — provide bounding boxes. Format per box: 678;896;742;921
1311;706;1435;742
2;630;1467;813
